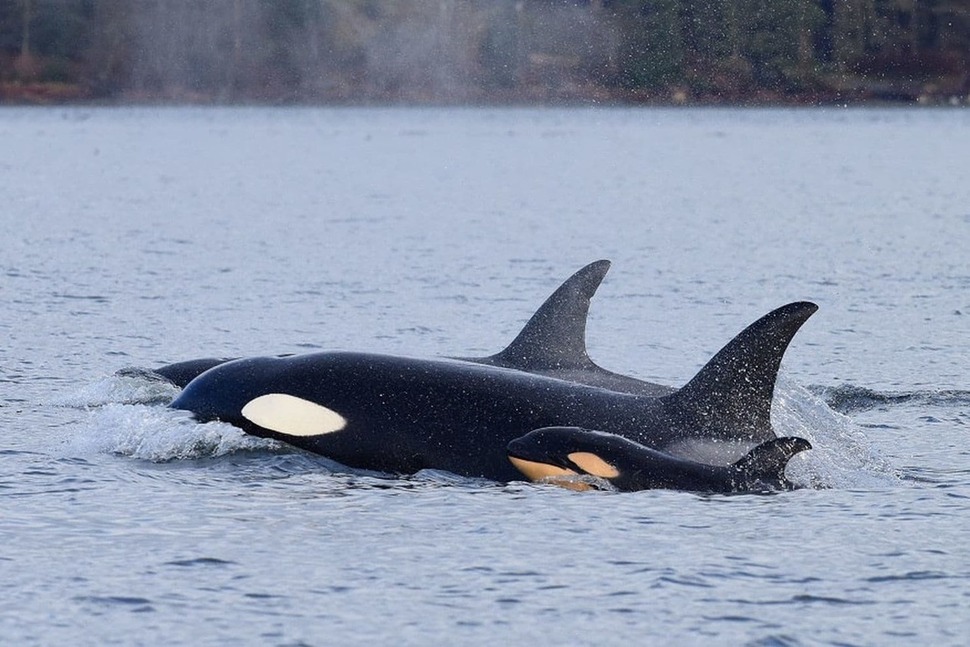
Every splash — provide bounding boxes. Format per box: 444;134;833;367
70;403;278;462
772;375;899;489
54;368;181;408
61;370;277;461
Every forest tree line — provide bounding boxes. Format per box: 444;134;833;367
1;0;968;104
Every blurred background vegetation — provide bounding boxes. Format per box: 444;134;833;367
1;0;968;104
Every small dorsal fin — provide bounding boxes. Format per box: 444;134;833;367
733;436;812;486
477;260;611;371
664;301;818;442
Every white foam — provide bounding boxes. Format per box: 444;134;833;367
70;403;278;462
54;370;181;408
772;374;900;489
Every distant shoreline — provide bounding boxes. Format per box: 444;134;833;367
2;80;966;108
3;1;968;111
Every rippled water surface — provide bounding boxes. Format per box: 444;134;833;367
1;107;968;645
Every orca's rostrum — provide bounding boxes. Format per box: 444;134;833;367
166;261;816;491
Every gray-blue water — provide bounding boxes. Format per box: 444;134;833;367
1;106;968;645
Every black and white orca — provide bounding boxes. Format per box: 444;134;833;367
165;261;817;486
507;426;812;492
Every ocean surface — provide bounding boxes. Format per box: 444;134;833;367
1;106;968;645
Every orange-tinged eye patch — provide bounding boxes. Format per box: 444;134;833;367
567;452;620;478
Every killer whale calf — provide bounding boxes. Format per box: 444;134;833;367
507;426;812;492
165;261;817;485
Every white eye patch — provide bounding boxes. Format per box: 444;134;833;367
241;393;347;437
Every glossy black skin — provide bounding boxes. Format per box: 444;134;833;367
153;358;233;388
507;426;812;492
163;261;818;484
170;298;819;482
171;352;693;482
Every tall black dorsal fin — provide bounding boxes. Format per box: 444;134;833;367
480;260;611;371
664;301;818;442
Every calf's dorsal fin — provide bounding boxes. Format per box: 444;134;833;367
733;436;812;488
664;301;818;442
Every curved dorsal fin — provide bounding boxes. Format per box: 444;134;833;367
480;260;611;371
733;436;812;488
664;301;818;442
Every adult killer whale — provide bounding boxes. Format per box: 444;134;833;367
507;426;812;493
167;261;817;485
151;260;671;394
